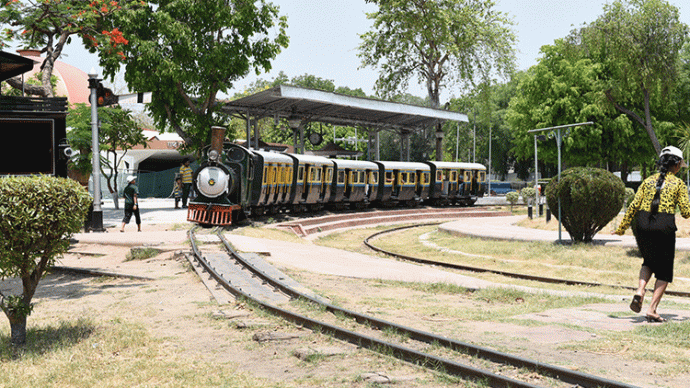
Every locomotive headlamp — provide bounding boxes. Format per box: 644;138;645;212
208;149;220;162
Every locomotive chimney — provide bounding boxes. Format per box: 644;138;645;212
210;126;226;153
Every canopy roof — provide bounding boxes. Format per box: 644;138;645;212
0;50;35;82
219;85;468;132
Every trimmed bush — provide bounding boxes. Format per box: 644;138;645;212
545;167;625;243
0;176;92;345
520;187;536;205
505;191;520;209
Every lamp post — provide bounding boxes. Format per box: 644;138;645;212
88;69;105;232
528;121;593;242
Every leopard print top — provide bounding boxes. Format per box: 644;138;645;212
615;172;690;234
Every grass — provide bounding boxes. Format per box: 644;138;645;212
0;317;274;388
342;224;690;294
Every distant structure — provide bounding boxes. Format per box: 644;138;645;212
12;49;90;105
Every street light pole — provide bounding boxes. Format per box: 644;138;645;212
528;121;593;242
88;68;105;232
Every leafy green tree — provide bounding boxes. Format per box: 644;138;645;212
100;0;289;152
580;0;689;154
506;39;652;178
358;0;517;160
0;0;130;97
67;104;147;208
0;176;92;345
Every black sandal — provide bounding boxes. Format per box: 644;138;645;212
645;315;666;323
630;294;643;313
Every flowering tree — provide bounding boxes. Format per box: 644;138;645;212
0;0;132;97
99;0;289;150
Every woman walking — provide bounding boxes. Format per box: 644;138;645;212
614;146;690;322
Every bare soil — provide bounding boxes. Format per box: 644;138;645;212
5;222;689;388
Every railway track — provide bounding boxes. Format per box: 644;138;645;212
363;224;690;298
188;226;641;388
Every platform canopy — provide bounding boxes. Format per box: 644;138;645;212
218;85;468;131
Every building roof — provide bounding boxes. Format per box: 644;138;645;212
0;50;34;82
219;85;468;132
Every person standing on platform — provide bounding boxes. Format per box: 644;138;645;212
179;158;193;208
120;175;141;232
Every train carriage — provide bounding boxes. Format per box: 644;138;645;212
374;161;431;207
425;161;486;206
250;150;293;215
459;163;487;206
330;159;379;209
286;153;334;212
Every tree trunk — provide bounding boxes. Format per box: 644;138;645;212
9;314;27;346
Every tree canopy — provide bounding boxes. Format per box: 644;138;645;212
358;0;516;108
579;0;689;154
100;0;289;152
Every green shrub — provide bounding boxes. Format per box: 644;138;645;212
505;191;520;209
545;167;625;243
0;176;92;345
520;187;536;205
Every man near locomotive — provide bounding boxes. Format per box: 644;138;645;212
120;175;141;232
179;158;193;208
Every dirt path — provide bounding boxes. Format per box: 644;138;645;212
4;224;688;388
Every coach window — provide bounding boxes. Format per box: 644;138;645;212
263;167;268;185
370;171;379;184
410;172;416;184
338;170;346;184
325;168;333;182
479;171;486;182
385;171;394;184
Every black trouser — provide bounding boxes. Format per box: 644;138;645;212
182;183;192;207
122;205;141;225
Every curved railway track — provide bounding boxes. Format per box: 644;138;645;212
188;227;641;388
364;223;690;298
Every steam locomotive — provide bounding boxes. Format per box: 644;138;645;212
187;127;486;226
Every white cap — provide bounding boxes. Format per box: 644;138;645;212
660;146;687;167
126;175;137;182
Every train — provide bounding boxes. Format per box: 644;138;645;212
187;127;487;226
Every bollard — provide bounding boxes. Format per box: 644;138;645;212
528;205;533;219
539;203;543;217
546;208;551;223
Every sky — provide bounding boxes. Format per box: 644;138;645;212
10;0;690;102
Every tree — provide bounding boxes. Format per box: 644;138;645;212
358;0;517;160
0;0;131;97
580;0;689;154
67;103;147;208
505;38;659;180
100;0;288;152
0;176;92;345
